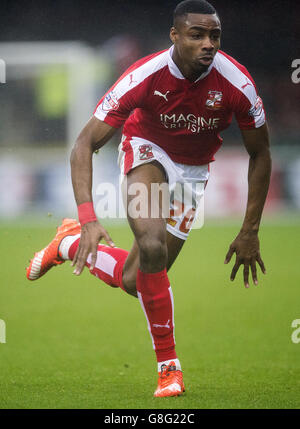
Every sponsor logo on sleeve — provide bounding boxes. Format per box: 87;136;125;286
102;90;120;112
248;96;263;118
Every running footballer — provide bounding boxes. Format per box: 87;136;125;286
26;0;271;397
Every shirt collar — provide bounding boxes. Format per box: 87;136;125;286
167;45;215;82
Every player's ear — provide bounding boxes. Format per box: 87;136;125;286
170;27;178;44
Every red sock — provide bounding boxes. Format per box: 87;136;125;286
69;239;128;291
136;269;177;362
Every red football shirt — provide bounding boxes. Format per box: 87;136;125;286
94;46;265;166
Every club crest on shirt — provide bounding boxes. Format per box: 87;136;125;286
102;90;120;112
205;90;223;110
139;144;154;160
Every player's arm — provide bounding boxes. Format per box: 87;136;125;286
70;116;117;275
224;122;272;287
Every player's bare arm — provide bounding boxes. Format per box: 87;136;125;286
225;123;271;288
70;117;117;275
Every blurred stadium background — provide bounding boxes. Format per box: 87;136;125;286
0;0;300;409
0;0;299;222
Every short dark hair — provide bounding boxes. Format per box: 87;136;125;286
173;0;217;26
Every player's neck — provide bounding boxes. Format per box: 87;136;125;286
171;49;207;82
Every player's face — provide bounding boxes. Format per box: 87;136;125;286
170;13;221;75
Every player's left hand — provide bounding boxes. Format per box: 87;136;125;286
224;231;266;288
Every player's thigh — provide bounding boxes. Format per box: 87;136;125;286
125;160;168;216
124;160;186;265
122;161;184;293
125;161;168;243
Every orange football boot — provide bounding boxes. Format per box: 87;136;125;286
154;361;185;397
26;218;81;281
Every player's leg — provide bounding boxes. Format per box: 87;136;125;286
26;160;186;396
57;163;185;295
26;163;184;296
25;218;130;288
123;161;184;397
26;216;184;304
122;232;184;297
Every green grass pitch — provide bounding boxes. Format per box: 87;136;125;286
0;219;300;409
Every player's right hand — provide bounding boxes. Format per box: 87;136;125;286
71;221;115;275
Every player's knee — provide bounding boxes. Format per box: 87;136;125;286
138;235;167;270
